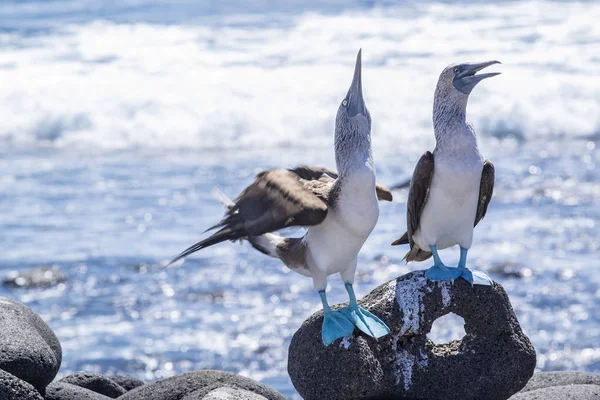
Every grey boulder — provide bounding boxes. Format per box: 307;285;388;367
44;381;112;400
118;370;285;400
203;387;269;400
288;270;536;400
510;371;600;399
509;384;600;399
106;375;145;392
0;369;44;400
516;371;600;393
0;297;62;392
59;372;127;398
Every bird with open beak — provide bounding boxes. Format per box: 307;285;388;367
392;61;501;285
169;50;392;345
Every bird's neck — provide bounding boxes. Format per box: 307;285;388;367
432;95;478;152
334;127;373;177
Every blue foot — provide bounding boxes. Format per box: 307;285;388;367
322;309;355;345
339;283;390;339
425;265;462;282
424;244;461;282
456;247;493;286
319;290;354;346
338;305;390;339
458;268;493;286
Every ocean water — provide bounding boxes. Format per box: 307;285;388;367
0;0;599;397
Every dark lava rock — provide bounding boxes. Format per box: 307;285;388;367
118;370;285;400
107;375;145;392
59;372;126;398
509;384;600;399
0;369;44;400
288;270;536;400
0;297;62;392
3;267;66;289
517;371;600;393
44;381;112;400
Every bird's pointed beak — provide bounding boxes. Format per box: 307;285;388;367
453;60;501;94
346;49;366;117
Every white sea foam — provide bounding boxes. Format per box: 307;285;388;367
1;1;599;153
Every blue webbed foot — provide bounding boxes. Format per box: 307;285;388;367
424;244;461;282
456;247;493;286
340;283;390;339
338;304;390;339
319;290;354;346
425;265;462;282
458;268;493;286
322;310;355;345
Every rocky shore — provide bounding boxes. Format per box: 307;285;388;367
1;271;599;399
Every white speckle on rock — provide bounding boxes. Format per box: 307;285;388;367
396;348;414;390
340;336;351;350
395;273;432;335
391;335;430;391
440;282;452;307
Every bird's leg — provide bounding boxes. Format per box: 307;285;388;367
425;244;462;282
337;278;390;339
456;247;493;286
317;277;355;346
458;246;468;269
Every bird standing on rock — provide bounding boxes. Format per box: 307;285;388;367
169;50;392;345
392;61;500;285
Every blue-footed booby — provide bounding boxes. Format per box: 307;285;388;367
169;50;392;345
392;61;500;285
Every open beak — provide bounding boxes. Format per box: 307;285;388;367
453;60;501;94
346;49;366;117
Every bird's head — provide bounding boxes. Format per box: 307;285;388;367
435;60;501;104
335;49;371;136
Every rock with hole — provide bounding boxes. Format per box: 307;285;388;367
288;270;536;400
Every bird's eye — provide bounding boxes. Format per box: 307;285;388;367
453;67;459;74
342;99;348;106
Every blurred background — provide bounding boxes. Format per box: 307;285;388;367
0;0;598;397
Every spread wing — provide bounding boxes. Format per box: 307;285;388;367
168;168;332;264
391;152;435;247
292;165;393;202
475;160;494;227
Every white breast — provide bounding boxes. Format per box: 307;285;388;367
413;149;483;251
305;163;379;276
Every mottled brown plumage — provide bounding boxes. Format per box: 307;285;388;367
169;165;392;265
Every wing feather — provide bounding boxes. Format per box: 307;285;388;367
475;160;495;227
168;168;330;265
391;152;435;248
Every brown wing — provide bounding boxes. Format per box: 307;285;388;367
291;165;393;202
168;168;331;265
391;152;435;247
475;160;495;227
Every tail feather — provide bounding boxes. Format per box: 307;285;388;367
403;245;432;263
168;225;245;266
169;187;284;266
391;232;409;246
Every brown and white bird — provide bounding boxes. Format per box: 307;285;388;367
169;50;392;345
392;61;500;285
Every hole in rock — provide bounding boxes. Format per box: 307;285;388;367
427;313;466;345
